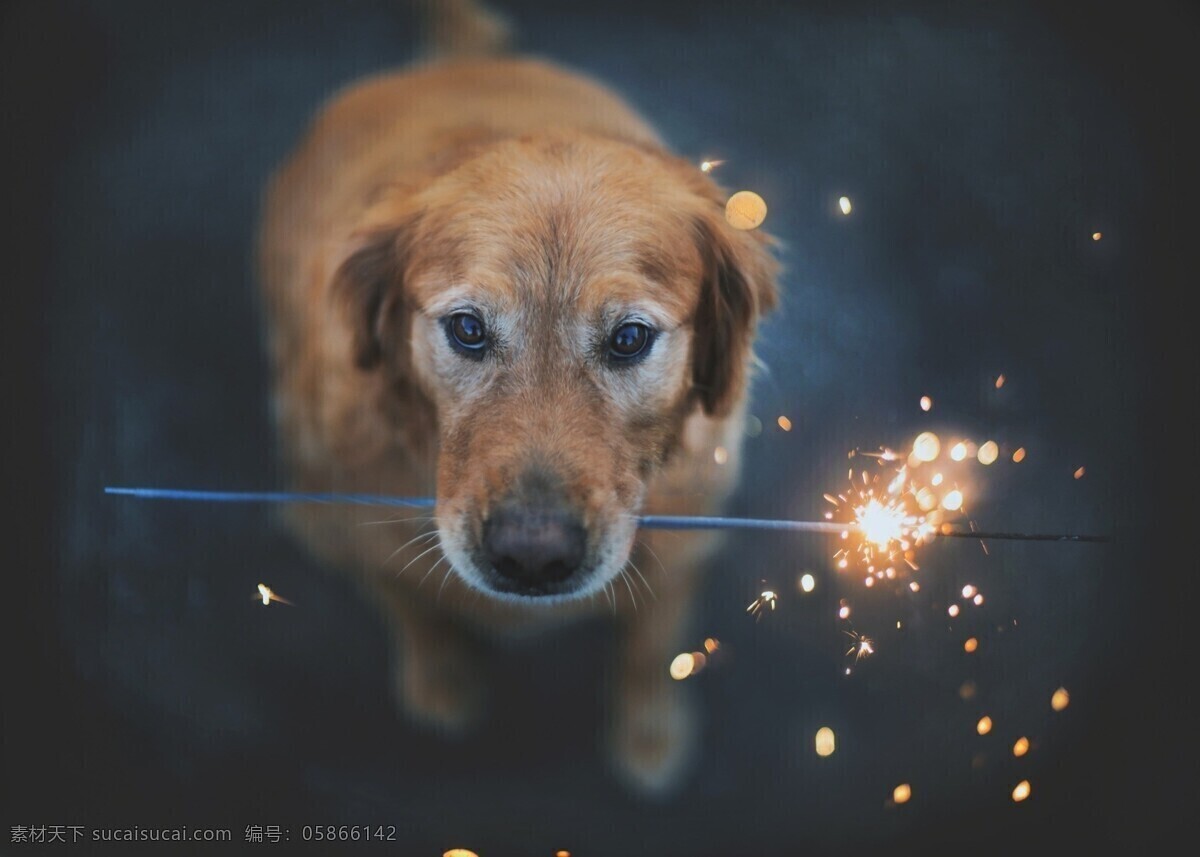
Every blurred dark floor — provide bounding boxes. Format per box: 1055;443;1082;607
2;0;1193;853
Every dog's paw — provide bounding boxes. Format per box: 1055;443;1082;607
393;638;484;733
609;685;698;796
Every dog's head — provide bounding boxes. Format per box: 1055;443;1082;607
333;134;776;602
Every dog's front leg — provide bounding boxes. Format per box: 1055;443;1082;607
379;591;485;733
609;538;708;795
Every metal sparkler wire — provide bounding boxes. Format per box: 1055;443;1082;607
103;487;1107;542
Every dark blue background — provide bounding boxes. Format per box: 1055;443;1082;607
3;0;1189;853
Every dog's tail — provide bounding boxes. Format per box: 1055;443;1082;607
418;0;513;58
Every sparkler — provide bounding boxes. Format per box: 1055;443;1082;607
103;488;1108;542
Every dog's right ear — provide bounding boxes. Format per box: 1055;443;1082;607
330;225;412;371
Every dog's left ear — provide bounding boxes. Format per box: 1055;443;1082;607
690;208;779;417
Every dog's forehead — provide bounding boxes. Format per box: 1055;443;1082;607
412;144;705;320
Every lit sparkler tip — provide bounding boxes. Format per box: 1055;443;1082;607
699;159;725;173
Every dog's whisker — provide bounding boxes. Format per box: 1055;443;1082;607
637;539;668;579
382;528;440;567
436;564;456;603
395;538;443;578
618;568;638;612
418;552;448;590
357;515;438;527
627;557;656;602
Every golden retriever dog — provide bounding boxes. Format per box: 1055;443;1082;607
258;0;777;792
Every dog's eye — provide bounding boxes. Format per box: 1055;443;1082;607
445;312;487;355
608;322;654;362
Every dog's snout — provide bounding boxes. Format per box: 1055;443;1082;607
483;506;586;593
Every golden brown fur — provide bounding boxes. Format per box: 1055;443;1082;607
259;22;776;792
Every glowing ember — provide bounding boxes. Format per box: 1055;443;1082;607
920;395;932;412
1013;736;1030;757
962;584;977;599
746;589;778;620
995;374;1006;389
838;603;851;620
893;783;912;805
950;442;968;462
909;581;920;592
973;593;984;606
725;190;767;230
1012;447;1027;462
845;630;875;662
1074;466;1086;480
255;583;292;606
977;440;999;465
913;432;941;462
977;716;993;735
1092;231;1102;241
959;681;977;700
964;637;979;653
838;195;853;215
1012;780;1032;802
1051;687;1071;711
444;850;479;857
948;604;960;617
942;489;964;511
777;415;793;431
703;637;720;653
699;159;724;173
815;726;836;757
713;446;728;465
800;573;816;593
670;653;695;680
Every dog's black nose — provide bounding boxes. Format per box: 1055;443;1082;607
483;506;586;592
